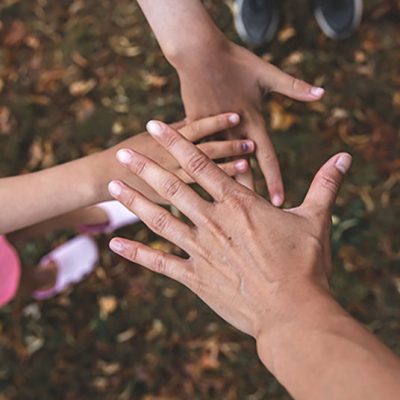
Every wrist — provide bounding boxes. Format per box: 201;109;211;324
86;151;114;203
166;31;228;69
255;281;343;372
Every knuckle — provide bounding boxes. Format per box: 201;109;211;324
319;173;339;194
127;245;138;262
151;212;170;234
132;158;147;175
124;191;137;210
187;153;209;175
164;132;180;149
162;178;182;199
153;253;167;275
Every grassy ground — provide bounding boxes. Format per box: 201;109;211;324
0;0;399;398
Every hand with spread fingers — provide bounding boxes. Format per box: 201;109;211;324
107;119;349;337
107;120;400;400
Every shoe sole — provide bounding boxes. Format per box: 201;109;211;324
233;0;280;46
314;0;363;39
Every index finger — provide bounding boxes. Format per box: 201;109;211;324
181;113;240;142
146;120;245;202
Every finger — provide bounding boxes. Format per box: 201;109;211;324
146;120;244;202
108;180;195;253
198;139;254;159
219;159;249;176
235;168;255;190
251;116;284;206
170;120;186;130
302;153;352;214
109;238;193;284
177;159;249;183
115;148;211;225
181;113;240;142
259;63;325;102
222;127;255;191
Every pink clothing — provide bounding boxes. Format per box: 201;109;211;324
0;236;21;307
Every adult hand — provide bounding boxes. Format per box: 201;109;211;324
173;39;325;204
107;120;351;338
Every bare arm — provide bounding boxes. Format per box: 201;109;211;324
0;113;250;234
257;285;400;400
108;121;400;400
136;0;224;61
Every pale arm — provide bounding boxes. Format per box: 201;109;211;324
0;113;248;234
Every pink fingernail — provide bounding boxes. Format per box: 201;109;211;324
110;239;124;252
235;159;248;172
335;154;352;174
116;149;133;164
272;194;283;207
146;120;164;135
310;87;325;97
108;181;123;197
228;113;240;124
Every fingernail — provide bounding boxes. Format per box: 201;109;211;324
235;159;248;172
146;120;164;135
241;141;254;153
116;149;133;164
108;181;123;197
272;194;283;207
228;113;240;124
310;87;325;97
109;239;124;252
335;154;352;174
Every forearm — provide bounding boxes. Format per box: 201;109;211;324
0;133;162;234
136;0;226;65
257;283;400;400
0;155;103;234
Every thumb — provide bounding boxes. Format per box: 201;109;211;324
302;153;352;214
260;63;325;102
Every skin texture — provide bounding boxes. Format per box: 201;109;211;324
0;114;252;234
108;121;400;400
137;0;325;203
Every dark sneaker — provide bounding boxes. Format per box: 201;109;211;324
233;0;280;46
314;0;363;39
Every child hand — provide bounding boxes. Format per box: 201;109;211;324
102;113;254;204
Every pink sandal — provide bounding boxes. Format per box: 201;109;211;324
33;235;98;300
78;201;140;234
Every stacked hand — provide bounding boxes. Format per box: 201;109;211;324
173;39;325;204
100;113;254;204
107;120;351;338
